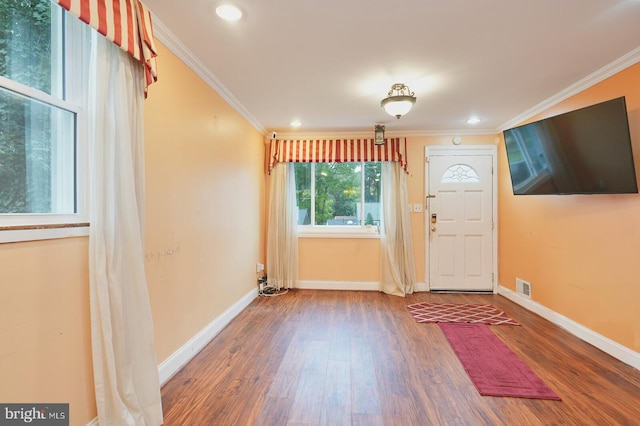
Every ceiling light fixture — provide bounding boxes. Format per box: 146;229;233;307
381;83;416;119
215;4;242;21
466;117;481;125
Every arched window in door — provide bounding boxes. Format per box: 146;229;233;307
441;164;480;183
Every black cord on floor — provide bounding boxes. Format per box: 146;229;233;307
258;284;288;297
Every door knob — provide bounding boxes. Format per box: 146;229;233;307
431;225;436;232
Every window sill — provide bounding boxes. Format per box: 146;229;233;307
298;225;381;239
0;223;90;244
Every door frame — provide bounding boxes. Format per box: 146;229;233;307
424;145;498;293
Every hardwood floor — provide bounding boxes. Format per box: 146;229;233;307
161;290;640;425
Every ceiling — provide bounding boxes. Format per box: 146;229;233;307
142;0;640;136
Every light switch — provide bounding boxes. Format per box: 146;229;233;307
414;203;423;213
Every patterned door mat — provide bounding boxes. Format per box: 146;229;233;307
407;303;520;325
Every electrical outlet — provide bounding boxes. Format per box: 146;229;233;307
414;203;423;213
256;263;264;273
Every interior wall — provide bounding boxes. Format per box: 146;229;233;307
0;40;266;426
299;238;380;282
498;62;640;353
144;42;265;363
407;135;499;285
293;134;497;287
0;237;95;424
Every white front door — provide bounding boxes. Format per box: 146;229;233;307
427;149;495;291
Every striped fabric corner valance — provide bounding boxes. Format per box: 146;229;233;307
268;137;408;173
53;0;158;91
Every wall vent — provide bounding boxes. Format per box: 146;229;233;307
516;278;531;299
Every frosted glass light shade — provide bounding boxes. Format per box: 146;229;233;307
382;98;415;118
380;84;416;119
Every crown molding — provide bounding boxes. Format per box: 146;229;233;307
498;46;640;132
273;128;498;140
151;16;265;134
395;128;498;137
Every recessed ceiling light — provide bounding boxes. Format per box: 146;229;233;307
216;4;242;21
466;117;481;125
290;120;302;127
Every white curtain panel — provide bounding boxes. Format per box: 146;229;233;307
267;163;299;289
88;34;163;425
380;162;417;296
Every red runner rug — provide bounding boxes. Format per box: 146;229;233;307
439;323;561;400
407;302;520;325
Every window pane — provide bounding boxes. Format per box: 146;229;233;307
0;1;62;96
363;162;381;226
0;86;76;214
294;161;382;228
317;162;361;226
294;163;311;225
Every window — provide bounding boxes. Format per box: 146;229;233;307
441;164;480;183
294;162;382;235
0;1;88;240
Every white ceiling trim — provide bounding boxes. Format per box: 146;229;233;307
498;46;640;132
274;128;499;140
151;16;266;134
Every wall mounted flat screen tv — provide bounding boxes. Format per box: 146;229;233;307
503;96;638;195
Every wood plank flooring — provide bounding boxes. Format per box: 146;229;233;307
161;290;640;425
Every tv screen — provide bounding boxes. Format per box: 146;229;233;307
503;97;638;195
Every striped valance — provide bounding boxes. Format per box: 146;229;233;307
268;137;408;173
53;0;158;92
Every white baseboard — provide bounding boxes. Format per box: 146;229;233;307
414;282;429;292
157;288;258;385
297;280;428;292
297;280;380;291
498;285;640;371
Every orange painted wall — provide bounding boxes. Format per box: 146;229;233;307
144;42;265;363
407;135;499;284
299;238;380;282
294;134;497;286
0;237;95;424
499;62;640;352
0;41;266;425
